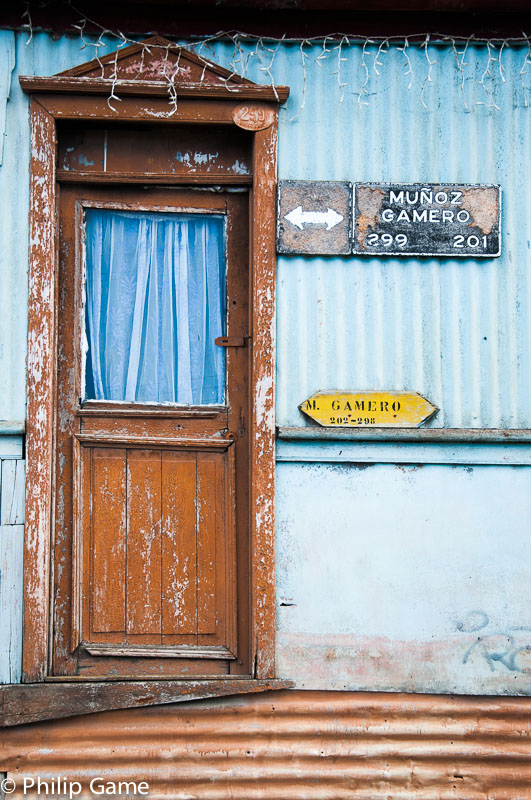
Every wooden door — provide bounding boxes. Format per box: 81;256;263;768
53;185;250;679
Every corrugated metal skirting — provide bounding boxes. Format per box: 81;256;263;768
1;691;531;799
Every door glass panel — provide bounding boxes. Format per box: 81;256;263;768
84;209;226;404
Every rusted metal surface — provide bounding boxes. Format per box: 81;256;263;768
232;103;275;131
277;181;352;255
1;691;531;797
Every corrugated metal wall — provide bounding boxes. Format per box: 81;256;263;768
246;42;529;429
2;35;530;426
2;691;531;799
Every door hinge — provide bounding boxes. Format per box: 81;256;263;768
215;336;251;348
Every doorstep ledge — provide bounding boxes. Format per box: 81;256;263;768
0;679;294;727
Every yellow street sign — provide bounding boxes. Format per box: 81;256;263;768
299;391;438;428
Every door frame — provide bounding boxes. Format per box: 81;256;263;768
55;185;248;679
20;39;288;686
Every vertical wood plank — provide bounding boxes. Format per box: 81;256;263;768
196;454;218;635
1;460;25;525
91;449;126;635
126;449;162;637
0;525;24;683
74;442;91;651
224;445;238;658
23;99;56;682
251;120;278;678
161;452;197;638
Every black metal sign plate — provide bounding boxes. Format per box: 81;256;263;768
353;183;501;257
277;181;352;255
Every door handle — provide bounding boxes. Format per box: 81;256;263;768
215;336;251;347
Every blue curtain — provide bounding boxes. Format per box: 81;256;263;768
84;209;226;405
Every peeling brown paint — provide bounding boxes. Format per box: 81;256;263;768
252;121;278;680
21;42;280;702
23;98;56;682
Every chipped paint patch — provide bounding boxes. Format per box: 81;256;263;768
461;186;499;234
355;185;385;247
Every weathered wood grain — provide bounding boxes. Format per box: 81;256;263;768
197;455;218;636
0;525;23;684
23;98;56;682
21;46;281;694
91;449;127;637
251;118;278;679
0;438;23;459
126;450;162;638
161;452;197;638
19;77;290;103
0;680;293;727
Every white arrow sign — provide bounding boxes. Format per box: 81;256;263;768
284;206;344;231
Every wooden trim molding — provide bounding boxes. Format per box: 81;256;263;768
57;171;253;185
74;434;236;449
23;98;57;683
0;680;293;727
19;38;286;711
83;644;236;659
19;77;290;103
251;125;279;680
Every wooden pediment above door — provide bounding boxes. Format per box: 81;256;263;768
59;35;254;85
19;35;290;102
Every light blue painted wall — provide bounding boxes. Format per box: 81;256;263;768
276;459;531;694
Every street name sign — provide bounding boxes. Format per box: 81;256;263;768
299;391;439;428
353;183;501;257
277;181;352;255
